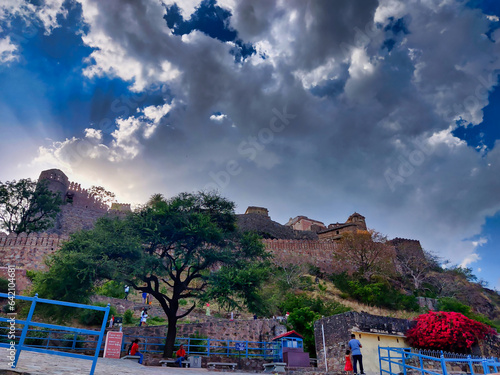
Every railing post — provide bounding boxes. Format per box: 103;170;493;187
468;355;474;375
207;338;210;356
89;303;110;375
402;348;407;375
419;355;424;375
440;353;447;375
482;359;489;375
388;347;392;375
46;331;51;349
378;346;382;375
187;337;190;355
245;341;248;358
72;332;78;350
13;293;38;368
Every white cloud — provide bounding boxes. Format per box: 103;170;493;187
210;113;227;122
84;128;102;140
37;0;68;34
0;36;17;63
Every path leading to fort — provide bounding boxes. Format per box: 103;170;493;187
0;349;250;375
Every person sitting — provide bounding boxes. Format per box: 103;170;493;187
175;344;187;367
129;339;143;365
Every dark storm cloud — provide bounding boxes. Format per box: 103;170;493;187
9;0;499;274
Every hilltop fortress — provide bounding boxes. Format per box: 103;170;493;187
0;169;423;290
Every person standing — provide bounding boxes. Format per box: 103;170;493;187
344;349;353;375
142;292;147;304
348;333;365;375
140;308;148;327
175;344;187;367
130;339;143;364
124;285;130;300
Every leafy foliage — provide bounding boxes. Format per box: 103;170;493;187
123;309;134;324
31;191;268;357
78;303;117;326
95;280;125;299
287;307;320;354
406;311;496;353
437;297;498;329
0;277;8;293
281;293;350;354
0;179;62;234
331;273;420;311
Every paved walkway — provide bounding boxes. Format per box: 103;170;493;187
0;349;249;375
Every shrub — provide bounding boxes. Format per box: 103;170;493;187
61;334;85;348
79;303;117;326
0;277;9;293
330;273;419;311
437;297;499;329
406;311;496;353
25;329;49;346
123;309;134;324
95;280;125;299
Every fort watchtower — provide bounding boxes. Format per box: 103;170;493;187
38;169;70;199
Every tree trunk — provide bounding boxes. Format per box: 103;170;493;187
163;315;178;358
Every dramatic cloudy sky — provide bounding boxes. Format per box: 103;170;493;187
1;0;499;289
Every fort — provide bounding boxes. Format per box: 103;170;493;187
0;168;424;292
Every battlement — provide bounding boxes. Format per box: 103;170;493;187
0;231;68;247
110;203;132;212
262;239;338;273
0;232;69;270
262;239;337;251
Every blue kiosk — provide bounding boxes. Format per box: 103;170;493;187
272;330;310;367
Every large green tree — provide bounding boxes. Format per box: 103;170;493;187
33;192;269;357
0;179;62;234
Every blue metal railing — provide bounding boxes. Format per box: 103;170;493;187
0;327;279;359
0;293;109;375
379;347;500;375
122;335;277;358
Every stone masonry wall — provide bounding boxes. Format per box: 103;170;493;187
120;318;286;346
0;232;68;270
0;235;340;292
262;239;338;273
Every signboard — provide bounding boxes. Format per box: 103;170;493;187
103;331;123;359
235;343;246;351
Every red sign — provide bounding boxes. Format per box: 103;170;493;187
103;331;123;359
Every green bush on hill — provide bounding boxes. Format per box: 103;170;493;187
123;309;134;324
78;303;117;326
0;277;9;293
95;280;125;299
437;297;499;329
331;272;420;311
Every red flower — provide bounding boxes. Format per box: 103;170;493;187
406;311;496;353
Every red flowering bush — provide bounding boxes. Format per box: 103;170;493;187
406;311;496;353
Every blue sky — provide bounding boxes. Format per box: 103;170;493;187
0;0;499;290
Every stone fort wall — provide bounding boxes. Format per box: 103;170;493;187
39;169;130;235
0;232;68;271
262;239;338;273
0;234;341;291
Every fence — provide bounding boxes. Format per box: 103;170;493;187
122;335;278;359
0;293;109;375
0;328;279;359
379;347;500;375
